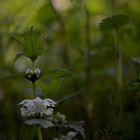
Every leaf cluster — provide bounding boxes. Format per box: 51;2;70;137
25;119;85;139
13;27;44;62
100;14;129;31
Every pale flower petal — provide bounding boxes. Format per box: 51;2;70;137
45;108;54;116
19;97;56;118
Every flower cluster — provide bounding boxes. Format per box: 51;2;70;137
19;97;56;118
49;112;66;124
25;68;41;82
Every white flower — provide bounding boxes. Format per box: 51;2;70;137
43;99;56;108
45;108;54;116
19;97;56;118
49;112;66;123
26;69;33;75
34;68;41;75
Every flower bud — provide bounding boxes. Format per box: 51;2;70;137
25;68;41;82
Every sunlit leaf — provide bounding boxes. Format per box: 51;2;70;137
100;14;129;31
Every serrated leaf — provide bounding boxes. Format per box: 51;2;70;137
56;121;85;139
100;14;129;31
0;74;25;81
24;119;54;128
13;27;44;62
42;68;73;78
23;27;44;61
125;80;140;95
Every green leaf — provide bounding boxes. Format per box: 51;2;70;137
125;80;140;95
0;74;25;81
56;121;85;139
36;79;61;97
24;119;85;139
42;68;73;79
35;2;58;25
12;33;25;44
100;14;129;31
36;80;48;95
24;119;54;128
13;27;44;62
132;57;140;64
22;27;44;61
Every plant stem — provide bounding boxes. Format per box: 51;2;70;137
37;127;43;140
32;82;36;98
31;62;43;140
32;61;36;98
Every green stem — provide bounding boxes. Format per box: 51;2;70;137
32;61;36;98
32;82;36;98
31;62;43;140
37;127;43;140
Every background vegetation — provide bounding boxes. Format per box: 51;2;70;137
0;0;140;139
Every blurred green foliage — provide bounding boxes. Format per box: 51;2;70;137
1;0;140;140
